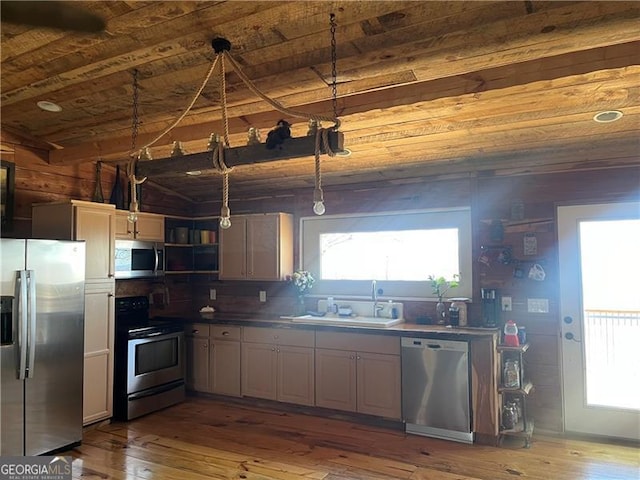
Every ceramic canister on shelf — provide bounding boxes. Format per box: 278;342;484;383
200;230;210;244
175;227;189;244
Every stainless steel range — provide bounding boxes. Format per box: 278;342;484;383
114;296;185;420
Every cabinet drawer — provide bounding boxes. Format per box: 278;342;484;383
186;323;209;338
210;325;241;341
243;326;314;347
315;331;400;355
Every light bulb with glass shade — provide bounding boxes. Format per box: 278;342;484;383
127;202;138;223
219;205;231;229
313;188;325;216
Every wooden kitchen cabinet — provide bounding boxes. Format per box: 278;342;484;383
115;210;164;242
185;324;241;396
315;331;401;420
241;326;315;406
32;200;116;282
82;282;115;425
219;213;293;280
209;326;241;396
32;200;116;425
185;324;210;392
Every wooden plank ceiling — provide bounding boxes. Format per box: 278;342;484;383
1;1;639;204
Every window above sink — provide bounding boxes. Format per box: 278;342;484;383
300;208;472;300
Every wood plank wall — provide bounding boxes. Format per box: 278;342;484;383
0;137;192;239
3;131;639;434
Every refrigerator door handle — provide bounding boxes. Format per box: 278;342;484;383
27;270;37;378
17;270;28;380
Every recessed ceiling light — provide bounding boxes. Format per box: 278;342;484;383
37;101;62;112
593;110;623;123
185;170;202;176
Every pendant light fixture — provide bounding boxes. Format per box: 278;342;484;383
132;13;344;225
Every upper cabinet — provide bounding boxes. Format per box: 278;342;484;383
220;213;293;281
32;200;116;282
115;210;164;242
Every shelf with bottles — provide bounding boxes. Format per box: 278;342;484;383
497;341;534;448
164;216;219;274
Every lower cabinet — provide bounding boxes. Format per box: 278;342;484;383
83;281;115;425
242;327;315;406
210;326;241;396
185;324;241;396
315;331;402;420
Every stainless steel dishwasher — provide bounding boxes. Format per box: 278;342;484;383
401;337;473;443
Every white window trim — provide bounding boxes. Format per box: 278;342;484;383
299;207;472;300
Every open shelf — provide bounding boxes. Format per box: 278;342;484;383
499;380;533;395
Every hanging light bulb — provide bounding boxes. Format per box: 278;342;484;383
220;205;231;229
313;188;325;216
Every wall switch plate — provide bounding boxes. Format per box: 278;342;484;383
501;296;512;311
209;289;216;301
259;291;267;302
527;298;549;313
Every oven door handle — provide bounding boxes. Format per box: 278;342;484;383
128;380;184;401
129;331;183;344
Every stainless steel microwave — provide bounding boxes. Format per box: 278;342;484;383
114;240;164;279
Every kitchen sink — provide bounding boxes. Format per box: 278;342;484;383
283;314;404;328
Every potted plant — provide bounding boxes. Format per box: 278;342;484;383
289;270;315;315
428;274;460;324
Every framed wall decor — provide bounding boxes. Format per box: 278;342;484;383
1;159;16;229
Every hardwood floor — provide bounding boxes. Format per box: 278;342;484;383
68;397;639;480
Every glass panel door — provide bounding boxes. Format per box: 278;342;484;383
558;202;640;440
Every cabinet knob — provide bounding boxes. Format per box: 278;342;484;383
192;330;199;334
274;335;279;339
276;348;280;353
271;347;276;352
203;343;208;349
108;274;114;278
350;355;355;360
108;293;114;297
356;356;361;360
222;331;230;336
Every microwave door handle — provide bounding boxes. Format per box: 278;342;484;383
154;248;159;274
27;270;37;378
17;270;28;380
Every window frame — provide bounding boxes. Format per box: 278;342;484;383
300;207;472;300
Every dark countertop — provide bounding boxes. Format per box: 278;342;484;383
153;311;499;339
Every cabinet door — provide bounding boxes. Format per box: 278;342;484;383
210;340;241;396
277;345;314;406
241;342;277;400
356;352;401;419
219;217;247;279
135;213;165;242
83;282;114;425
246;214;279;280
315;348;357;412
186;337;209;392
114;211;134;239
75;205;115;281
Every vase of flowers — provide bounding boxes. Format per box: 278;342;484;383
429;274;460;325
290;270;315;316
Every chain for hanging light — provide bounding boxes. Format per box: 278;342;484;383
127;69;142;223
313;13;338;216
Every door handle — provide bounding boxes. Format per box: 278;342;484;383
27;270;37;378
17;270;28;380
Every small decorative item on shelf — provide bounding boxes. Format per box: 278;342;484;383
170;141;186;157
289;270;315;316
504;320;520;346
428;274;459;325
207;133;220;151
247;127;261;145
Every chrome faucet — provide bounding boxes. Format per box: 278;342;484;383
372;280;384;317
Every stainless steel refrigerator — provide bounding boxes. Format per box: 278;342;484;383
1;239;85;455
